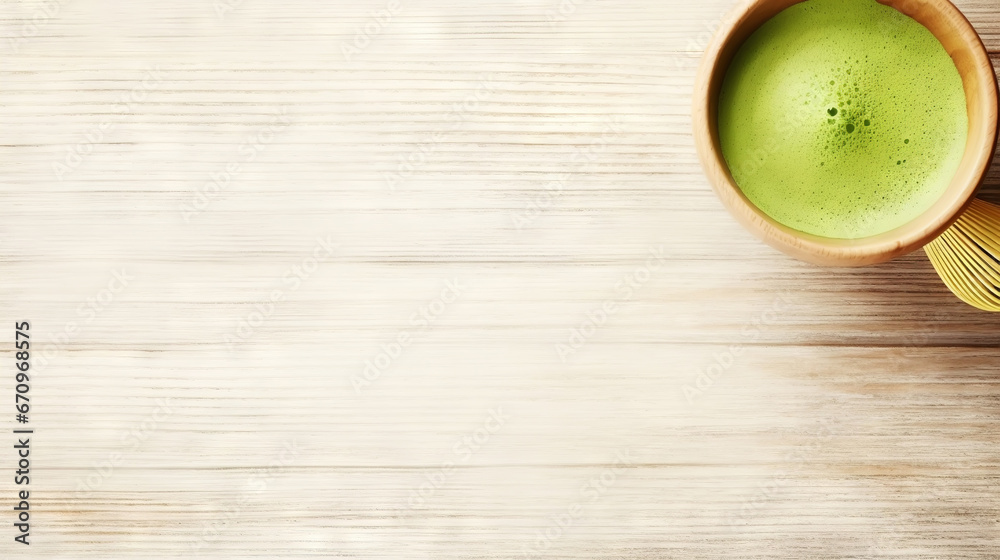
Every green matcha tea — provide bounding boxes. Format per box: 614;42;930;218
718;0;968;239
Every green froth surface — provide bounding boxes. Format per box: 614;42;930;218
718;0;968;239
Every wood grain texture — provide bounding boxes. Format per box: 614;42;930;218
1;0;999;558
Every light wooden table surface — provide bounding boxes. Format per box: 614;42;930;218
2;0;1000;558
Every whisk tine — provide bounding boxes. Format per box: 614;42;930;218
924;199;1000;311
926;241;998;310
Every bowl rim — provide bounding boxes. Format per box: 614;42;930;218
692;0;1000;267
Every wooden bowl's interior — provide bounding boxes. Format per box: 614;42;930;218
697;0;999;266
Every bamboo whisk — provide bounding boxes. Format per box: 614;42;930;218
925;199;1000;311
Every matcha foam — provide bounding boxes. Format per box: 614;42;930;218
718;0;968;239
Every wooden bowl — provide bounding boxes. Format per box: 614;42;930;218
693;0;999;267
